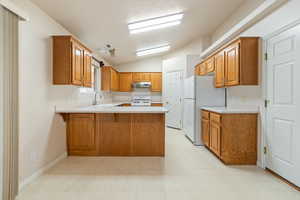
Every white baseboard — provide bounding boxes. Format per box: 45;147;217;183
19;152;67;192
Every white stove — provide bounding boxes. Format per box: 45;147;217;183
131;96;151;106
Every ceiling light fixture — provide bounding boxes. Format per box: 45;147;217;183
128;12;184;34
136;45;170;57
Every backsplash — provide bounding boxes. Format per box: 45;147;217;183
226;86;262;108
52;86;113;108
112;91;162;103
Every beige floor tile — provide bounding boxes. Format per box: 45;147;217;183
17;128;300;200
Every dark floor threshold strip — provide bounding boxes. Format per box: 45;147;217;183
266;168;300;192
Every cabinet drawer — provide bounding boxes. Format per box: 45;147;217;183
210;113;221;123
201;110;210;120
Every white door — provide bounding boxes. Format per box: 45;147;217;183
266;24;300;187
165;71;183;129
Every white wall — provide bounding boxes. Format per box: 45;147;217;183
211;0;266;42
115;56;162;72
162;37;206;75
16;0;110;185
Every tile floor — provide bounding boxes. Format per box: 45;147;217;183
17;128;300;200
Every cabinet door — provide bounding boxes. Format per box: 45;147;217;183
202;118;210;147
206;57;215;73
111;69;119;91
83;51;92;88
71;42;84;86
99;114;132;156
214;51;225;88
195;65;199;75
132;114;165;156
225;42;240;86
199;63;207;75
151;73;162;92
133;72;151;82
210;121;221;156
119;72;133;92
101;67;111;91
67;114;98;155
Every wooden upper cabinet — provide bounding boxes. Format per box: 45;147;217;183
111;69;119;91
103;68;162;92
119;72;133;92
214;51;225;88
198;62;207;75
71;42;84;86
225;41;240;86
151;73;162;92
196;58;214;76
101;66;119;91
205;57;215;73
83;51;92;87
53;36;93;87
196;37;259;87
194;65;199;75
133;72;151;82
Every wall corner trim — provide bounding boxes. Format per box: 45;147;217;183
18;152;67;192
0;0;29;21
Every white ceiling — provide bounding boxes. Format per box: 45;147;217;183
30;0;247;65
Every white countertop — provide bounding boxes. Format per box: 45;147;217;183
56;104;168;114
201;106;259;114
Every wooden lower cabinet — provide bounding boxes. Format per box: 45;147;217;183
201;110;257;165
201;111;210;147
209;119;221;157
151;103;163;107
98;114;132;156
132;114;165;156
65;113;165;156
67;114;98;156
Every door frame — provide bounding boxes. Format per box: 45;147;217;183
163;69;184;129
0;6;4;199
262;18;300;169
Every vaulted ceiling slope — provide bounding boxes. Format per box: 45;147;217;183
30;0;247;65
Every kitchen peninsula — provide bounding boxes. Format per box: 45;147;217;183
57;104;168;157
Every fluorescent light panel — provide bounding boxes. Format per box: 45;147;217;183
130;21;181;34
136;45;170;57
129;12;183;34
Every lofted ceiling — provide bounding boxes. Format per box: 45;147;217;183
30;0;247;65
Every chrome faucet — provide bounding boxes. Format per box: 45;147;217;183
93;92;100;105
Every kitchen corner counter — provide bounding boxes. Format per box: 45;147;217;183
56;104;166;157
55;105;168;114
201;106;259;114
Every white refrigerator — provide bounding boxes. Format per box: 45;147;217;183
183;75;225;145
